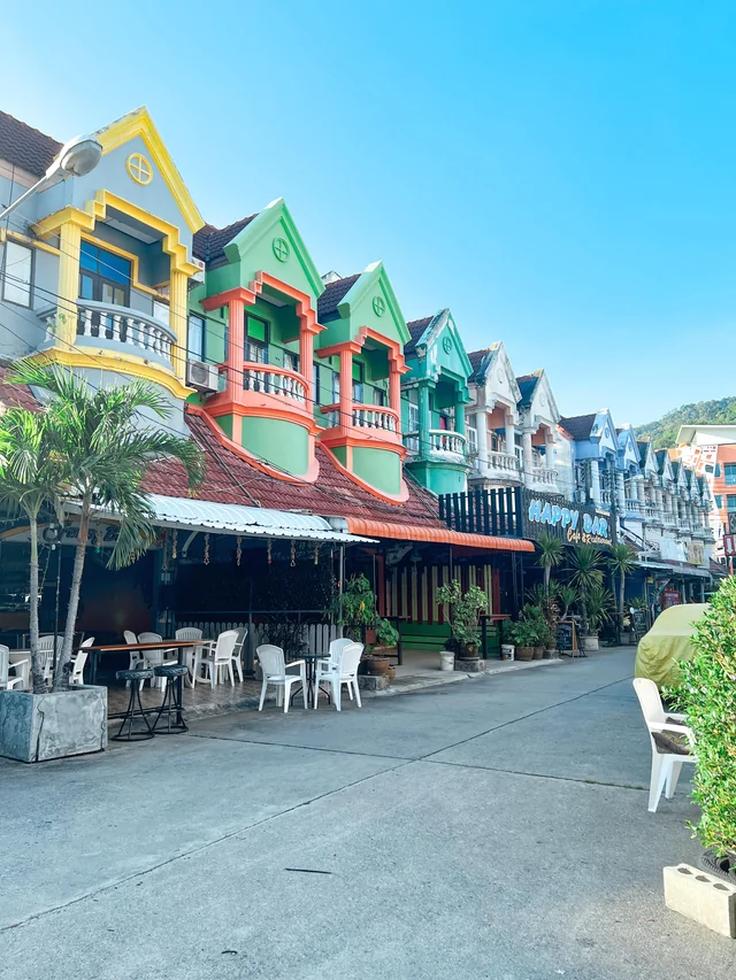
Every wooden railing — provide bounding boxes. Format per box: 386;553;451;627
439;486;524;538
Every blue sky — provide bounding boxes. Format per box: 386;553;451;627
5;1;735;424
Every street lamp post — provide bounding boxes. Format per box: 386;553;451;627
0;134;103;223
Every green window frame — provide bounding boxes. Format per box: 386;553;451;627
245;314;269;363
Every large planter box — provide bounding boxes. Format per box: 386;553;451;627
0;686;107;763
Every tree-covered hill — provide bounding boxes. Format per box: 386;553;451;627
636;397;736;448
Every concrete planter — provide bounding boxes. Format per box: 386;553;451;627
454;656;483;673
664;863;736;938
439;651;455;672
582;634;599;652
0;686;107;763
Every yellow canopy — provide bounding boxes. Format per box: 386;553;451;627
634;603;708;688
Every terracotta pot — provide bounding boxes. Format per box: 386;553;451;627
366;655;391;676
533;646;544;660
516;646;534;661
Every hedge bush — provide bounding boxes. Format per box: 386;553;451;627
678;576;736;858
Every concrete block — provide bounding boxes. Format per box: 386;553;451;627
358;674;390;692
0;686;107;763
455;657;484;673
664;863;736;938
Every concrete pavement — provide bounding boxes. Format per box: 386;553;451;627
1;647;732;979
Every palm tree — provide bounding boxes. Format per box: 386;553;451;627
0;408;60;692
568;543;604;594
553;582;578;621
607;542;637;627
536;532;564;594
12;361;204;690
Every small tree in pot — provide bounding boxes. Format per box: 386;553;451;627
436;580;488;670
677;576;736;882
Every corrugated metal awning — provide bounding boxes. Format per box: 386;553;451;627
147;495;376;544
344;517;535;552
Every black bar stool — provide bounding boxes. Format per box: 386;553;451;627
113;667;155;741
151;664;189;734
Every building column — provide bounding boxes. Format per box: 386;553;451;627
505;414;516;459
616;471;626;510
55;219;84;348
544;431;556;469
299;326;315;400
339;346;354;434
169;266;189;384
521;428;534;474
418;381;431;458
476;410;489;472
227;297;245;400
454;401;466;436
636;475;646;504
590;459;601;504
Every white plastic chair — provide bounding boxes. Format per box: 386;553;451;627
175;627;204;687
69;637;95;686
38;635;60;685
0;644;26;691
123;630;143;671
199;630;239;688
314;641;364;711
138;631;178;690
256;644;307;712
230;627;247;683
633;678;696;813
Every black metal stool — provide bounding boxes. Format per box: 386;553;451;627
151;664;189;734
113;667;155;741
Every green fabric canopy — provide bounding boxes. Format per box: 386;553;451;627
634;603;708;688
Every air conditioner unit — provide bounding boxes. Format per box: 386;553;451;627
190;257;206;283
186;359;219;393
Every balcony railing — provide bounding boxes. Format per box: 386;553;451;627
527;466;559;488
474;449;521;481
439;486;523;538
404;430;467;459
353;404;399;433
242;364;307;404
63;300;176;367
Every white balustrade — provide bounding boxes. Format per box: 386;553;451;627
242;364;307;403
428;429;466;456
528;465;559;487
352;405;398;433
73;300;175;366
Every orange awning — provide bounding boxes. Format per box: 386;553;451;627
345;518;535;552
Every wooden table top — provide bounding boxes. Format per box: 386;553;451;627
85;640;199;653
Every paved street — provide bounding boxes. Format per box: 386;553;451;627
1;648;732;979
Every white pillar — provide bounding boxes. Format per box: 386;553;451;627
616;471;626;509
521;428;533;474
545;432;555;469
636;475;646;504
505;414;516;458
476;412;489;474
590;459;601;504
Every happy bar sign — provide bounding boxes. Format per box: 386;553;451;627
526;495;612;546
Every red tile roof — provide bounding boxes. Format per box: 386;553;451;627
0;111;61;178
0;363;41;411
143;408;447;531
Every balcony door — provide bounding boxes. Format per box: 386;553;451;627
79;241;130;308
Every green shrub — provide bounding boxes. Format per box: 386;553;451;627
678;576;736;858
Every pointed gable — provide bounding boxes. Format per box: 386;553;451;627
468;341;520;408
317;261;409;349
518;369;559;426
656;449;674;482
617;425;641;471
404;309;472;391
638;439;658;477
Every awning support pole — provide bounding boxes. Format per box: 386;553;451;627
338;544;345;638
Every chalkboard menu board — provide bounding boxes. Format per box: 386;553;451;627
556;622;575;652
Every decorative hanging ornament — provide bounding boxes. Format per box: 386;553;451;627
290;540;296;567
235;535;242;567
171;530;178;560
314;544;319;565
162;530;169;571
267;539;272;565
203;533;210;565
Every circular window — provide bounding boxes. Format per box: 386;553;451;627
126;152;153;186
372;296;385;317
272;237;290;262
442;335;453;354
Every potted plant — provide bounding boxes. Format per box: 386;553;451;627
367;618;399;676
436;580;488;672
506;619;537;661
525;585;560;658
0;364;203;763
568;544;605;651
678;577;736;884
336;574;378;643
607;543;637;643
581;582;615;651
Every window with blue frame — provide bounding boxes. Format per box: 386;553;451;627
724;463;736;485
715;495;723;509
79;241;131;307
727;494;736;512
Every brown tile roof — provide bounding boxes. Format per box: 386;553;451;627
0;363;41;411
467;346;497;383
317;274;360;321
404;316;433;355
192;215;258;264
0;111;61;179
143;408;446;531
558;413;597;441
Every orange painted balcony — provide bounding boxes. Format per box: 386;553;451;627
320;402;402;446
207;361;314;427
241;363;308;404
